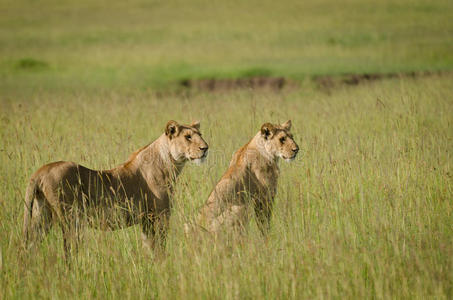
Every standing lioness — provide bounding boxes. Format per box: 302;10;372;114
193;120;298;235
24;120;208;257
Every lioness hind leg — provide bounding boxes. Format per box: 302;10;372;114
225;204;248;233
208;204;248;234
25;196;53;249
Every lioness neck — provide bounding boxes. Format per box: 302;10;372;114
248;133;279;166
124;134;185;186
245;134;280;187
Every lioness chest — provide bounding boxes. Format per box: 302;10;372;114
242;163;279;200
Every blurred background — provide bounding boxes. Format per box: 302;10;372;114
1;0;452;93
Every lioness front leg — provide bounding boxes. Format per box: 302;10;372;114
253;199;274;235
141;219;155;251
61;220;83;262
141;211;169;252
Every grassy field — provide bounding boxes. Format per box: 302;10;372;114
1;75;452;298
1;0;453;299
1;0;453;93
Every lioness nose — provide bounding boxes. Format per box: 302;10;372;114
200;146;208;151
292;147;299;153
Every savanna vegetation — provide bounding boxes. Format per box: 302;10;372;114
0;0;452;298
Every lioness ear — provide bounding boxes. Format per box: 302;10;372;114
165;120;179;138
260;123;275;140
281;120;292;131
190;120;200;130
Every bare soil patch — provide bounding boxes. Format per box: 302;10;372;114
313;70;449;92
178;77;299;92
176;70;450;93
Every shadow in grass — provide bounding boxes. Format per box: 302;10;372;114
15;58;49;71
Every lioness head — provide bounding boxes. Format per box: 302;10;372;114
260;120;299;162
165;120;209;164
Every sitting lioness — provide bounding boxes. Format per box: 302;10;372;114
23;120;208;257
193;120;298;235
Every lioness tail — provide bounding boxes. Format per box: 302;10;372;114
23;179;38;242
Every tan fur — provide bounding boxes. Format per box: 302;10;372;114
193;120;299;235
23;120;208;257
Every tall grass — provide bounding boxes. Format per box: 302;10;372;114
0;74;451;298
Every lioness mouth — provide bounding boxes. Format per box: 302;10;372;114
190;152;208;161
283;154;297;161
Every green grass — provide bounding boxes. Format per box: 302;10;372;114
1;0;452;298
0;75;452;298
1;0;453;93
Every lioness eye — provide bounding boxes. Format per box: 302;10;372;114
279;137;286;144
185;135;192;141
